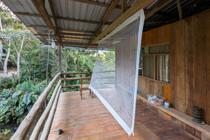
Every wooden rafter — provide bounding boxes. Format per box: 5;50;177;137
91;0;154;44
62;41;97;47
62;32;94;37
35;33;90;38
73;0;121;9
120;0;127;13
94;0;118;35
49;0;61;44
60;28;94;35
176;0;183;20
14;12;111;25
63;38;89;42
63;36;90;40
58;17;111;25
27;24;94;35
145;0;173;19
32;0;54;29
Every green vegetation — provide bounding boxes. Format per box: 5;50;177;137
0;3;99;137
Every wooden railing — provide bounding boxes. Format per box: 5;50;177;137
61;72;90;90
10;72;91;140
61;72;91;99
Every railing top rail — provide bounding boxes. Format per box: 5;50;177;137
62;72;89;75
61;77;91;81
10;72;61;140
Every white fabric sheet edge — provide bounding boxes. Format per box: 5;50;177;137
90;9;145;136
89;86;133;135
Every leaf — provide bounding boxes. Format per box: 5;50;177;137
23;93;31;105
12;91;21;98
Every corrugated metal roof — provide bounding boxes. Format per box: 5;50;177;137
2;0;209;47
2;0;118;47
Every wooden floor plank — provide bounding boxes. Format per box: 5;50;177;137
48;91;194;140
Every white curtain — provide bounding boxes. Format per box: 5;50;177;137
90;10;145;135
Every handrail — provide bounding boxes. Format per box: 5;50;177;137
40;86;62;139
10;73;61;140
61;77;91;81
62;72;88;75
29;80;61;140
10;72;91;139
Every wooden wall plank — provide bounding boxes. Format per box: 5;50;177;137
140;9;210;124
142;24;171;46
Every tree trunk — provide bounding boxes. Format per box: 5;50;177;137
0;17;3;31
3;47;10;77
0;41;3;61
46;46;50;82
16;35;25;78
17;52;20;78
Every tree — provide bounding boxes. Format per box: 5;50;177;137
12;32;26;78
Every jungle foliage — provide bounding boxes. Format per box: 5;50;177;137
0;3;100;135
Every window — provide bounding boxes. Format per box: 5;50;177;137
141;44;169;82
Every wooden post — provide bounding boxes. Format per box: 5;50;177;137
176;0;182;20
58;43;62;72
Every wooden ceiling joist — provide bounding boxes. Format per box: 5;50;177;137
14;12;39;17
63;37;90;40
62;41;97;47
14;12;111;25
60;28;94;35
35;33;90;40
27;24;94;35
49;0;61;44
145;0;173;19
73;0;121;9
176;0;183;20
62;32;94;37
91;0;154;44
32;0;54;29
58;17;111;25
94;0;118;35
120;0;127;13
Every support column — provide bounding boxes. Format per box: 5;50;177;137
58;43;62;72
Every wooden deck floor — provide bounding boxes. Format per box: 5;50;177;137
48;91;194;140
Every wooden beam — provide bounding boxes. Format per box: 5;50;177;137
32;0;54;29
92;0;154;44
62;32;94;37
35;33;91;39
145;0;173;19
95;0;118;35
27;24;48;28
14;12;111;25
58;16;111;25
176;0;183;20
62;41;97;47
27;25;94;35
63;37;90;41
73;0;121;9
14;12;39;17
60;28;95;35
120;0;127;13
63;36;90;40
49;0;61;44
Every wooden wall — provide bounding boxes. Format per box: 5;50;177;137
142;24;171;46
139;9;210;124
139;76;168;98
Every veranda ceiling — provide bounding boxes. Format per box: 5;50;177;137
2;0;210;48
